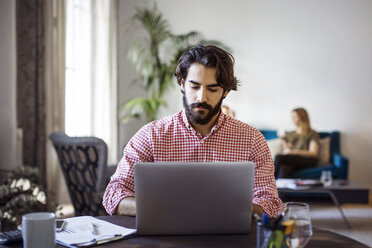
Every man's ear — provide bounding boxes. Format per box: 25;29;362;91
180;79;185;93
222;90;229;99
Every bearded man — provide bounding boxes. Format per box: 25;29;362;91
103;45;282;218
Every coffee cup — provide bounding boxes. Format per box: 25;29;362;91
22;212;56;248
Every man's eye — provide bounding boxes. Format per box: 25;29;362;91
208;88;218;92
191;86;199;90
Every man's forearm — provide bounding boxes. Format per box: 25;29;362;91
252;203;264;217
115;197;136;216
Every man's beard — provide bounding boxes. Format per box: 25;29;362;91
183;93;224;125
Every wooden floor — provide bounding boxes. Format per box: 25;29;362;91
308;192;372;247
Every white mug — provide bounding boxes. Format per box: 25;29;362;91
22;212;56;248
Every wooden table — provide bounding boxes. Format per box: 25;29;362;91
2;215;368;248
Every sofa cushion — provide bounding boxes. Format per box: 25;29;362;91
318;137;331;165
267;138;284;159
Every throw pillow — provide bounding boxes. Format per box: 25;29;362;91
267;138;284;159
317;137;331;165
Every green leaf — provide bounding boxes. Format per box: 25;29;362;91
120;97;167;123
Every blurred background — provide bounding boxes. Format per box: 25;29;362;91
118;0;372;192
1;0;371;213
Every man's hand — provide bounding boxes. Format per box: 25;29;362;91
115;197;136;216
252;203;264;217
116;198;264;218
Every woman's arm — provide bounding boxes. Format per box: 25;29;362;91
287;140;319;157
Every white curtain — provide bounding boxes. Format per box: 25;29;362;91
65;0;118;163
45;0;68;203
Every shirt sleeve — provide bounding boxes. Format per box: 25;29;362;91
309;130;320;144
102;124;154;215
250;129;283;217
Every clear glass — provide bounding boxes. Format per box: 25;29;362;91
283;202;313;248
320;170;333;187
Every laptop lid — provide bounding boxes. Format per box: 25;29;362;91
134;162;255;235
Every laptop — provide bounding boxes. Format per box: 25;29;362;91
134;162;255;235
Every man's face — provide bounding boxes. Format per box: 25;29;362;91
181;63;228;125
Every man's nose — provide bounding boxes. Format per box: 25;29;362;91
197;87;207;102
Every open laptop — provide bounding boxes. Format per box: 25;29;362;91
134;162;255;235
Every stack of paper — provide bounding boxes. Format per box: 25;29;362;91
276;179;322;190
56;216;136;247
276;179;298;189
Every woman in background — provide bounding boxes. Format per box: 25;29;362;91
274;107;320;178
221;105;236;118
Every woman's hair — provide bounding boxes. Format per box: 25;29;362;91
293;107;311;134
175;45;239;91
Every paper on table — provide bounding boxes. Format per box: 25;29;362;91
276;179;298;189
276;179;315;190
56;216;136;246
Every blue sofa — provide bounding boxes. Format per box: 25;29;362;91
260;130;349;179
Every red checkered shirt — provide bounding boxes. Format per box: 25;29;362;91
103;110;282;217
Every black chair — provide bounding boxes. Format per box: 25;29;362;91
49;132;116;216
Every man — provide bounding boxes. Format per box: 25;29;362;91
103;45;282;217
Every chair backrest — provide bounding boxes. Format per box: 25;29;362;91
49;132;108;216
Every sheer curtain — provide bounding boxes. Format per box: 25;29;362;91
65;0;117;163
45;0;68;203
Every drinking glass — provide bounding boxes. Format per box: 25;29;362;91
283;202;312;248
320;170;333;187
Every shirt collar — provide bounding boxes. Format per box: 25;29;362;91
181;109;226;137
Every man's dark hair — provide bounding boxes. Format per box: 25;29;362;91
175;45;239;91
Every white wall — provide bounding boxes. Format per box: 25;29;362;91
118;0;372;189
0;0;17;171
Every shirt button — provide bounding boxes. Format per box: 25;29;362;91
200;140;204;144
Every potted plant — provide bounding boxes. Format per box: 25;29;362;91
0;166;56;231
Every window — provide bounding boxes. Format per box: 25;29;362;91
65;0;117;162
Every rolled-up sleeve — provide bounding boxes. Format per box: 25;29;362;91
250;130;282;217
102;124;154;215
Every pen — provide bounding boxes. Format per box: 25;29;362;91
254;213;262;223
262;213;270;225
91;223;99;235
272;213;283;226
71;234;124;247
282;220;296;235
